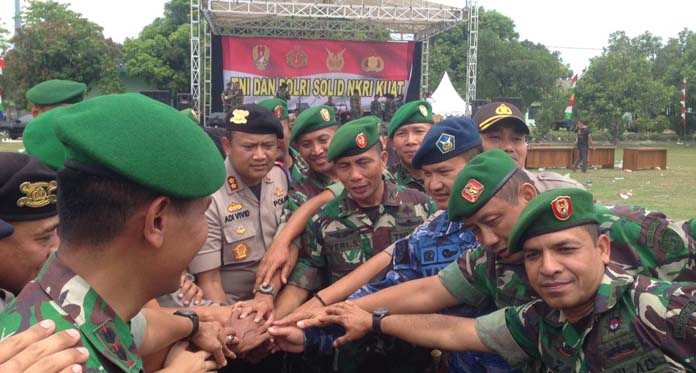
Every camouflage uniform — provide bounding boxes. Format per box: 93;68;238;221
439;204;696;310
382;98;396;122
222;87;234;113
350;94;362;119
0;254;144;372
370;99;383;119
230;87;244;107
288;181;436;291
0;289;13;313
477;263;696;371
287;147;310;184
391;163;425;193
276;87;290;101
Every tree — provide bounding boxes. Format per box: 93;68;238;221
0;1;123;108
123;0;191;94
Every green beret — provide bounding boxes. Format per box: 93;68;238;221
258;98;289;120
225;104;284;138
327;116;380;162
290;105;337;144
54;93;225;199
180;108;199;124
23;106;68;170
448;149;518;221
26;79;87;105
388;100;433;138
507;188;597;254
0;153;57;222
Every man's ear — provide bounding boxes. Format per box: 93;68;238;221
222;136;232;157
143;196;171;249
597;234;611;264
519;182;537;205
380;149;388;168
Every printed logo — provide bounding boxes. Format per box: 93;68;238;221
252;44;270;70
325;48;346;71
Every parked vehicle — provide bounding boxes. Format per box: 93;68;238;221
0;114;33;139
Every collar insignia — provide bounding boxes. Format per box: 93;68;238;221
227;176;239;192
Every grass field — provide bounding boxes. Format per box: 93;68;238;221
3;138;695;219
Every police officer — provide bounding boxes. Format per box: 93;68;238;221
350;89;362;119
190;104;288;304
387;100;434;192
0;93;228;372
316;188;696;372
26;79;86;118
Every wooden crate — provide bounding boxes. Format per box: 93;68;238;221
622;148;667;170
526;146;574;169
572;146;615;169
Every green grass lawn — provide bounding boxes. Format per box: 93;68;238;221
3;139;695;219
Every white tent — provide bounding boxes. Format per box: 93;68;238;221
429;72;470;116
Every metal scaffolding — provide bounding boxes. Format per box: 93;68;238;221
191;0;477;120
464;0;478;116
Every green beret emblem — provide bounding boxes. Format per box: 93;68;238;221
320;108;331;122
273;106;283;119
355;132;368;149
436;133;455;154
419;104;428;117
17;181;58;208
231;109;250;124
461;179;484;203
550;196;572;221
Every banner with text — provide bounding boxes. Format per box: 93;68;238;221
221;36;416;112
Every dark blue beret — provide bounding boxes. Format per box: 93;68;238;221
225;104;284;138
411;117;482;169
0;218;13;239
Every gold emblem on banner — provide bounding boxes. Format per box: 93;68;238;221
17;181;57;208
361;55;384;72
325;48;345;71
286;46;307;68
252;44;270;71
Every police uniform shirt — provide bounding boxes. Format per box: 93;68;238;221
524;169;585;192
188;159;288;302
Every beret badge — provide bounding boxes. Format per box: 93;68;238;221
495;104;513;115
461;179;484;203
273;106;283;119
231;110;250;124
436;133;455;154
418;104;428;117
17;181;58;208
551;196;572;221
320;108;331;122
355;132;368;149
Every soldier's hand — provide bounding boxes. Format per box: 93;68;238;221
227;309;271;356
232;294;275;324
255;240;298;288
160;341;217;373
190;321;235;367
318;301;372;348
274;307;329;329
0;320;89;373
178;273;204;306
268;326;305;354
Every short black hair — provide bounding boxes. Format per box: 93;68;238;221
492;168;533;205
57;167;193;247
461;145;484;162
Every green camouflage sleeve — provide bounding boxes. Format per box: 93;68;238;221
287;217;327;291
274;189;309;247
475;307;532;366
503;301;543;362
437;246;492;307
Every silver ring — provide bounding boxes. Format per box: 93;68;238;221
227;335;236;343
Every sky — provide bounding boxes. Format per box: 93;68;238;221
2;0;695;75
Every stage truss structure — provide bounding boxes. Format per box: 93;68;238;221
191;0;478;124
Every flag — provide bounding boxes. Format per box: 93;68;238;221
682;78;687;130
0;58;4;75
564;74;578;127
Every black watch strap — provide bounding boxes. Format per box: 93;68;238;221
173;310;199;340
372;313;386;334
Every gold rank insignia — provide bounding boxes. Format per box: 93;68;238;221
461;179;484;203
495;103;513;115
418;104;428;117
16;181;58;208
551;196;573;221
232;243;250;260
227;176;239;192
236;226;247;235
227;202;242;212
230;110;249;125
355;132;368;149
275;187;285;197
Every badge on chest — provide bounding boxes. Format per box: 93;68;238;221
232;243;250;260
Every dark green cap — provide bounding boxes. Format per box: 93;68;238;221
258;98;289;120
327;116;380;162
290;105;337;144
26;79;87;105
448;149;518;221
388;100;433;138
54;93;225;199
23;106;68;170
507;188;597;254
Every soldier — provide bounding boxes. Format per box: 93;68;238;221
257;98;300;178
395;94;405;108
231;81;244;108
387;100;434;192
324;96;337;112
382;93;396;122
26;79;86;118
222;82;234;113
0;93;229;371
316;188;696;371
369;94;382;119
270;118;515;372
190;104;288;304
274;116;436;318
275;82;291;102
350;89;362;119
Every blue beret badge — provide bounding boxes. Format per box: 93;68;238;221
436;133;455;154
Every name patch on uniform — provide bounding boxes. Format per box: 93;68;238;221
273;195;288;206
225;210;250;223
232;243;250;260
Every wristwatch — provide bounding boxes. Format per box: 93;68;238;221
257;284;276;298
372;308;390;334
173;309;199;340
